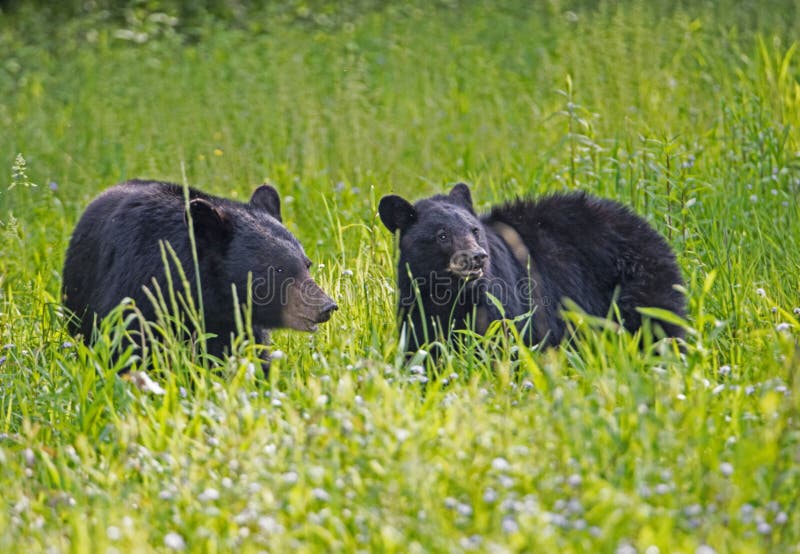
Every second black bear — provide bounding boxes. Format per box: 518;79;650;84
379;183;685;354
62;180;338;373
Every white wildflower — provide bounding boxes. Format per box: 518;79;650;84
457;502;473;517
616;543;636;554
684;504;702;517
498;475;515;488
492;457;511;472
567;473;583;487
282;471;298;484
13;496;30;513
395;429;411;442
567;499;583;513
502;516;519;533
258;516;284;534
198;488;220;502
164;531;186;550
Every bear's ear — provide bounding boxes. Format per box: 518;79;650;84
379;195;416;233
250;184;282;222
448;182;474;211
186;198;231;241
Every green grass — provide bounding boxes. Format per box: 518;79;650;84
1;1;800;552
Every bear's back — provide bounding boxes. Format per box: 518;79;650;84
63;180;239;331
485;191;683;330
486;191;673;268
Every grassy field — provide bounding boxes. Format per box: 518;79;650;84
1;0;800;552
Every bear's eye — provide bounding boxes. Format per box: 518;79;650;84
437;230;448;242
305;258;312;269
275;267;285;274
471;227;480;237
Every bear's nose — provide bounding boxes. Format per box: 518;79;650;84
316;301;338;323
471;250;489;267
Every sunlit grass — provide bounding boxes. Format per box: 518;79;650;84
1;1;799;552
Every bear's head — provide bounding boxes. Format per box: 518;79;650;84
187;185;337;332
379;183;490;287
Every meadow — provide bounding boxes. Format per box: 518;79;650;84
1;0;799;552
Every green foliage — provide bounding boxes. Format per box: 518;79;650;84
1;1;800;552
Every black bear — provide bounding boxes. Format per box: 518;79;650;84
378;183;685;354
62;180;337;373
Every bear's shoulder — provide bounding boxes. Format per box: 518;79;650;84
485;191;637;230
118;180;218;203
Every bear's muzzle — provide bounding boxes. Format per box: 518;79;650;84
449;248;489;280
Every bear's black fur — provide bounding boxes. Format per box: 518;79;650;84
62;180;337;373
379;183;685;354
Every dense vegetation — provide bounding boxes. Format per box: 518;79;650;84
1;1;799;551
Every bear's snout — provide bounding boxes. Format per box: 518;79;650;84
282;277;337;332
449;248;488;280
315;301;338;324
471;250;489;267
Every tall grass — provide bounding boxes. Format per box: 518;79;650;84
1;1;799;552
